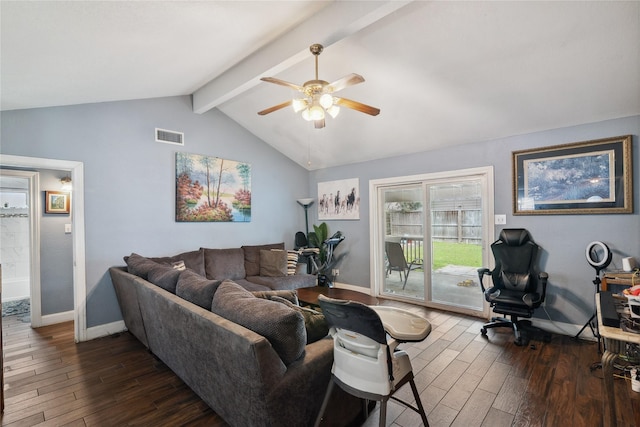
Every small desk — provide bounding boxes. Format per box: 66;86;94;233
596;295;640;427
296;286;379;308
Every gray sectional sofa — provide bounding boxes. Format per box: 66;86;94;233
110;243;362;427
131;242;317;291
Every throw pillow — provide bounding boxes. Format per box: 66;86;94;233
259;249;287;277
176;269;222;309
270;296;329;344
150;248;206;277
252;290;299;305
211;280;306;365
171;260;186;271
147;264;182;293
241;243;285;276
286;250;300;276
202;247;246;280
124;253;161;279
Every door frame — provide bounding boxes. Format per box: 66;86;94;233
1;155;86;342
369;166;494;318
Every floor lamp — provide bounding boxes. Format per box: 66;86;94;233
296;198;314;237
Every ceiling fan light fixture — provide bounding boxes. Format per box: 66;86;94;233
292;98;307;113
259;43;379;127
309;104;325;121
327;105;340;119
319;93;334;109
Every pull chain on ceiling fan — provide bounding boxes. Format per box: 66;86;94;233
258;43;380;129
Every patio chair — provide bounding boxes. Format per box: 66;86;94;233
385;241;421;290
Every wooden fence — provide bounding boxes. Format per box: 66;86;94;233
388;209;482;246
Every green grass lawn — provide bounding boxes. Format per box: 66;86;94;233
431;241;482;270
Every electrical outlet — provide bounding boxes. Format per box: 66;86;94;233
494;214;507;225
65;224;72;234
332;269;339;276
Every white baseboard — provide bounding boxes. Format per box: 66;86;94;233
40;310;74;326
86;320;126;341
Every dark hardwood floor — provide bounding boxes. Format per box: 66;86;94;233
2;300;640;426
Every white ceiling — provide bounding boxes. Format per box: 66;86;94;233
2;1;639;170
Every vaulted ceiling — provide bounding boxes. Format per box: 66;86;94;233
2;1;639;170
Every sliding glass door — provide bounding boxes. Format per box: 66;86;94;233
372;168;493;316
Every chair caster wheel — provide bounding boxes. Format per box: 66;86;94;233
481;327;487;336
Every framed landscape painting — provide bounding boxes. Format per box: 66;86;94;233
45;191;70;214
513;135;632;215
175;152;251;222
317;178;359;220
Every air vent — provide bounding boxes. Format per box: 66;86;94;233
155;128;184;146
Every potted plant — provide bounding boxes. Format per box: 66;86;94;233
307;222;346;287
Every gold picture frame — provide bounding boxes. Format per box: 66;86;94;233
513;135;632;215
45;191;70;214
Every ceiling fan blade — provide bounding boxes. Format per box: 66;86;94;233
314;119;325;129
260;77;305;92
334;97;380;116
258;100;292;116
328;74;365;92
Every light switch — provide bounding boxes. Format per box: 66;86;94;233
65;223;72;234
495;214;507;225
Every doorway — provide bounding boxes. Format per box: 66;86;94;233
371;167;494;317
0;155;86;342
0;170;38;323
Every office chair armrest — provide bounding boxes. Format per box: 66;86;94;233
539;272;548;300
477;268;491;293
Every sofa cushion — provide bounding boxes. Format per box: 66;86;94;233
176;269;222;309
202;248;246;280
211;280;306;365
233;278;271;292
124;253;161;279
147;264;182;293
150;249;206;277
252;289;299;305
260;250;288;277
246;274;317;290
271;296;329;344
241;243;285;277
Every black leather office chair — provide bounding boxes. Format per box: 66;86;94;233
478;228;551;346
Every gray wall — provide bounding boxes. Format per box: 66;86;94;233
40;169;74;315
308;115;640;325
0;96;311;327
1;93;638;329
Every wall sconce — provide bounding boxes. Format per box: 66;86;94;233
296;198;314;237
61;176;72;191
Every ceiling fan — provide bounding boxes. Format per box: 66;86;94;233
258;43;380;129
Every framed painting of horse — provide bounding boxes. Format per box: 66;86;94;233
317;178;359;220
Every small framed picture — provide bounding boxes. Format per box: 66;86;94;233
45;191;70;214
